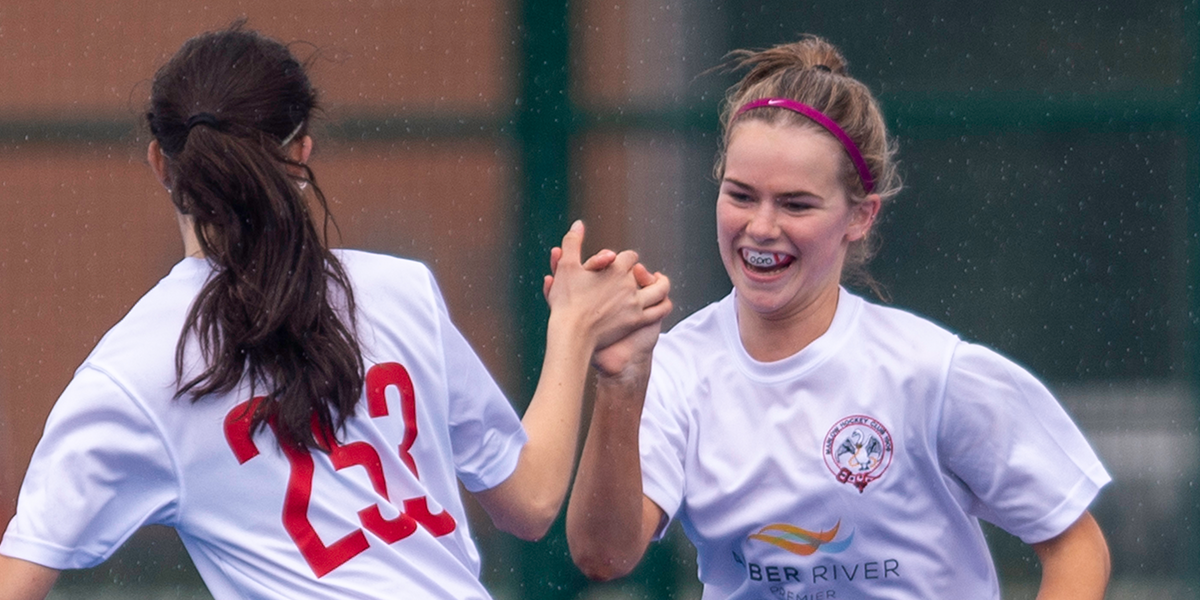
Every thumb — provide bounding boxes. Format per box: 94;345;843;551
558;220;585;267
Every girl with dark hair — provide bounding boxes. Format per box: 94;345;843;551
566;35;1110;599
0;25;671;600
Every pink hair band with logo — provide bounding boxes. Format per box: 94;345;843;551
735;97;875;193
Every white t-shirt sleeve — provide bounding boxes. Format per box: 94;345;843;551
638;351;689;537
938;342;1111;544
431;280;527;493
1;367;178;569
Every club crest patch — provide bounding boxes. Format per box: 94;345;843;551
823;415;893;493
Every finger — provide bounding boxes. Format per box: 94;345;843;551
610;249;640;272
581;249;618;271
632;263;657;288
543;274;554;301
643;298;674;323
549;247;562;275
558;220;585;267
637;273;671;308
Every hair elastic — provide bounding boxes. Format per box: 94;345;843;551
735;97;875;193
279;119;305;146
185;112;220;133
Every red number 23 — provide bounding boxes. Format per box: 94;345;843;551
223;362;456;577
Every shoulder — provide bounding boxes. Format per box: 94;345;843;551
945;340;1044;393
850;295;961;362
855;296;957;340
35;364;173;479
850;296;1043;385
333;250;456;361
657;294;729;350
84;259;210;379
335;249;436;286
939;341;1055;424
334;249;442;306
648;295;734;392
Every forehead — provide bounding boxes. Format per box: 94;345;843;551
724;120;847;195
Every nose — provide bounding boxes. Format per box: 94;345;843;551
744;202;779;242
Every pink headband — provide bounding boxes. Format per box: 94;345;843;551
735;97;875;193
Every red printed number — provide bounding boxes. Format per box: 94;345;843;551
223;362;456;577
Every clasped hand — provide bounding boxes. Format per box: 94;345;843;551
542;221;672;377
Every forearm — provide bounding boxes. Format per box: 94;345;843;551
566;374;654;580
479;220;670;541
477;312;593;540
0;554;58;600
1033;511;1110;600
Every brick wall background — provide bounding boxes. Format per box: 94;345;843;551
0;0;517;525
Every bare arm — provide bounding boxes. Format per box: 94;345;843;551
0;555;58;600
566;364;666;580
1032;511;1110;600
565;264;673;579
473;221;671;541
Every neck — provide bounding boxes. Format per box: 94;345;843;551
177;212;204;258
736;285;841;362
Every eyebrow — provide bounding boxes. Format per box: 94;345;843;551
722;177;817;201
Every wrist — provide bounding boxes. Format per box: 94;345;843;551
545;310;598;358
594;359;651;389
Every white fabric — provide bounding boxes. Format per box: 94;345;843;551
639;288;1110;600
2;251;526;600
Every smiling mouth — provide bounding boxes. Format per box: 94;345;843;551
741;248;796;274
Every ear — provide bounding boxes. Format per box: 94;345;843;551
147;140;170;189
845;193;881;243
288;135;313;165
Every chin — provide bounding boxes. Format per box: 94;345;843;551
735;289;795;318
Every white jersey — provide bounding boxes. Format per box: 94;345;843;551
1;251;527;600
640;288;1111;600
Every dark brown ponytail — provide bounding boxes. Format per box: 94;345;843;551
148;22;363;451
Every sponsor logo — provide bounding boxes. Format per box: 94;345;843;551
733;550;901;585
823;414;893;492
750;520;854;556
737;517;900;596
